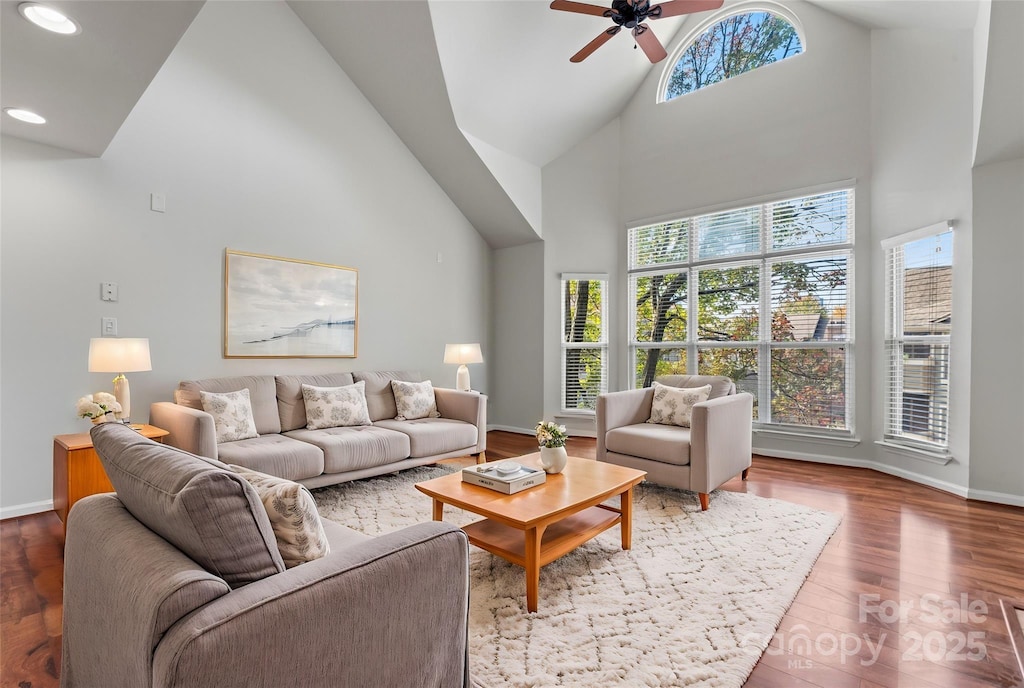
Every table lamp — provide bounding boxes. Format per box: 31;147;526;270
88;337;152;423
443;343;483;392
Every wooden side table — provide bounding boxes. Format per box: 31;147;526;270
53;424;169;533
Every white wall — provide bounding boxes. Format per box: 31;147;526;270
541;119;622;432
870;29;975;491
489;242;545;433
0;1;491;515
969;157;1024;502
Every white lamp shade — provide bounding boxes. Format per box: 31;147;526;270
443;343;483;365
88;338;152;373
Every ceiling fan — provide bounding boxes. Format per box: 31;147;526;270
550;0;724;63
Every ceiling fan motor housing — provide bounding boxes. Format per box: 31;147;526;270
609;0;654;28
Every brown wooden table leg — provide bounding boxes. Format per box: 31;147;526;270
525;525;544;613
432;498;444;521
621;486;633;550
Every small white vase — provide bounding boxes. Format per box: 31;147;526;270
540;445;568;474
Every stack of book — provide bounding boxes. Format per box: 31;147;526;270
462;462;546;494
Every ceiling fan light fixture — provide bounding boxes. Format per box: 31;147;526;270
4;108;47;124
18;3;80;35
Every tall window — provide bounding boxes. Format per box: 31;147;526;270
883;225;953;450
562;275;607;412
662;10;803;102
629;188;853;432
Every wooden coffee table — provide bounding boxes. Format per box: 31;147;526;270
415;453;646;612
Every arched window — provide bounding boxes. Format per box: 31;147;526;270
662;9;803;102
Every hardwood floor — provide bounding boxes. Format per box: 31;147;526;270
3;431;1023;687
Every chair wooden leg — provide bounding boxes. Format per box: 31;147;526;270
473;451;486;465
698;493;709;511
742;468;749;481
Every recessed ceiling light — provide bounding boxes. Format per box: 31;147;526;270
4;108;47;124
18;3;80;35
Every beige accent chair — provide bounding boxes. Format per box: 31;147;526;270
597;375;753;510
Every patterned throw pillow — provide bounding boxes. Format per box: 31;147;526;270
647;383;713;428
391;379;441;421
199;388;259;444
301;380;372;430
228;465;330;568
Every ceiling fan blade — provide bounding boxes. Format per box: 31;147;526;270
632;24;668;63
648;0;724;19
570;26;621;62
550;0;614;17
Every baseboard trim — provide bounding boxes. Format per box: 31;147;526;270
753;447;971;499
966;488;1024;507
487;424;535;435
0;499;54;520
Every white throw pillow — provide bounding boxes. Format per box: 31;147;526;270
199;388;259;444
646;382;713;428
391;379;441;421
228;465;330;568
301;380;372;430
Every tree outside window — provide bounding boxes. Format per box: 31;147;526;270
664;10;803;102
629;189;853;431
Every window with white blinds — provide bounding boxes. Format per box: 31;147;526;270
883;224;953;450
628;187;854;432
561;275;608;412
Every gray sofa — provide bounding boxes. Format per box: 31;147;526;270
62;423;471;688
597;375;753;510
151;370;487;488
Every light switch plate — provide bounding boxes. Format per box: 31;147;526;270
101;317;117;336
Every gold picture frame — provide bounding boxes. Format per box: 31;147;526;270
224;249;358;358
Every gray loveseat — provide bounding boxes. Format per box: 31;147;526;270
597;375;753;510
62;423;471;688
151;370;487;488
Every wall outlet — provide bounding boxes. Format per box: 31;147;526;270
101;282;118;302
101;317;117;336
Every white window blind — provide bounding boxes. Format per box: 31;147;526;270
883;224;953;449
628;187;854;432
561;274;608;412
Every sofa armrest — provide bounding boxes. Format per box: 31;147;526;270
434;388;487;452
152;522;471;688
62;495;232;688
688;393;753;493
150;402;218;460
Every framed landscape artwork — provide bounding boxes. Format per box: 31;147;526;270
224;249;358;358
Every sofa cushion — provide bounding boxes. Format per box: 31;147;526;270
177;375;281;435
647;382;712;428
656;374;735;400
390;379;440;420
90;423;285;588
605;423;691;466
284;426;410;474
216;435;325;481
229;465;330;569
276;373;355;432
375;419;478;458
200;388;259;443
319;518;372;550
302;381;372;430
352;371;421;422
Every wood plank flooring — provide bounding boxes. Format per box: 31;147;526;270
3;431;1023;687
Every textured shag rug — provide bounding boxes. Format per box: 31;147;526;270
314;466;840;688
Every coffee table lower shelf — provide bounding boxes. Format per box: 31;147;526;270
462;504;620;568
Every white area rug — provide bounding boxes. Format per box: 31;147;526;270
314;466;840;688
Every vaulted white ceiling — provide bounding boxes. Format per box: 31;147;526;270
1;0;1013;248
